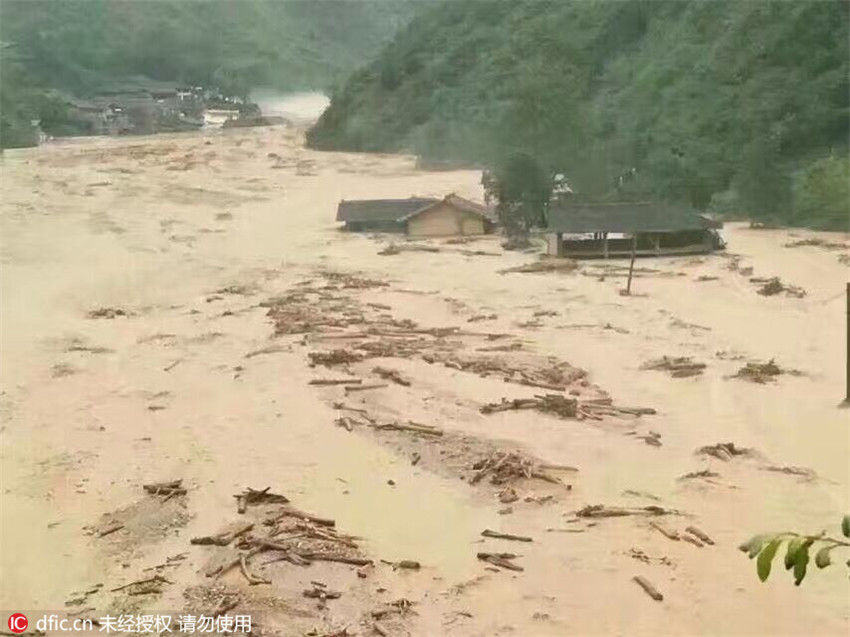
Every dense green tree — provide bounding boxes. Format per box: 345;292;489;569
482;152;552;247
309;0;849;230
792;156;850;231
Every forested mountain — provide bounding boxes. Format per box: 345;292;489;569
0;0;416;147
308;0;849;229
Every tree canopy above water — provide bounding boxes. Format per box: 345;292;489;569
307;0;849;229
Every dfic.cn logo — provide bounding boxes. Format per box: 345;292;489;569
8;614;28;634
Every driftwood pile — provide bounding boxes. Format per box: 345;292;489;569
753;276;806;298
321;271;390;290
87;307;129;319
784;238;849;250
309;349;366;367
481;394;578;418
423;353;587;392
469;451;563;486
143;479;187;501
575;504;677;519
477;552;524;571
371;366;411;386
640;356;706;378
262;293;364;336
732;359;787;383
234;487;289;514
378;243;440;256
697;442;754;461
480;394;655;421
199;502;372;588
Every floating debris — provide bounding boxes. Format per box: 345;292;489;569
499;259;578;275
641;356;706;378
470;451;562;486
87;307;128;319
754;277;806;298
696;442;754;461
732;359;793;383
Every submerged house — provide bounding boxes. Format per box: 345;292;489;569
336;194;495;237
544;202;724;258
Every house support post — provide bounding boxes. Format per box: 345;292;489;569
842;282;850;408
603;232;609;260
554;232;563;257
625;235;638;295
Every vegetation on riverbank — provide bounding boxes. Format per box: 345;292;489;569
0;0;415;147
308;0;849;230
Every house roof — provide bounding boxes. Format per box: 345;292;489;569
545;202;722;234
336;198;438;223
66;98;103;112
336;194;494;224
399;193;496;222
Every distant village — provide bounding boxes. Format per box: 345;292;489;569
33;77;285;143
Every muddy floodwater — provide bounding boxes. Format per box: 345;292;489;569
251;90;330;122
1;121;849;636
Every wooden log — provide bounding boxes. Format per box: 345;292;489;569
303;588;341;600
295;552;372;566
538;463;579;473
470;454;508;485
576;504;675;519
682;534;704;548
583;404;656;416
234;487;289;511
633;575;663;601
477;552;523;572
372;621;390;637
295;523;359;548
345;383;389;393
372;366;411;386
143;480;186;497
191;522;254;546
265;507;336;528
98;522;125;538
249;539;311;565
685;526;715;545
210;547;265;578
649;521;680;541
530;470;562;485
480;398;538;414
239;554;270;585
110;575;170;593
309;378;362;385
481;529;533;543
516;378;566;392
371;422;443;436
212;596;239;617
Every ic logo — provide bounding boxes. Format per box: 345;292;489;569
8;614;28;634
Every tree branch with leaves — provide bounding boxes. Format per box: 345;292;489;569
740;515;850;585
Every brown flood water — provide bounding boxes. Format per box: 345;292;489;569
1;119;848;635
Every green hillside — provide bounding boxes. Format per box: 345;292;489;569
308;0;849;229
0;0;415;147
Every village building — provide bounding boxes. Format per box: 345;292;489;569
544;201;724;258
64;98;110;134
336;194;495;236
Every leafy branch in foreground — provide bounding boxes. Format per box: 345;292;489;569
740;515;850;585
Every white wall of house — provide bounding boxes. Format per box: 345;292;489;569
406;203;485;237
